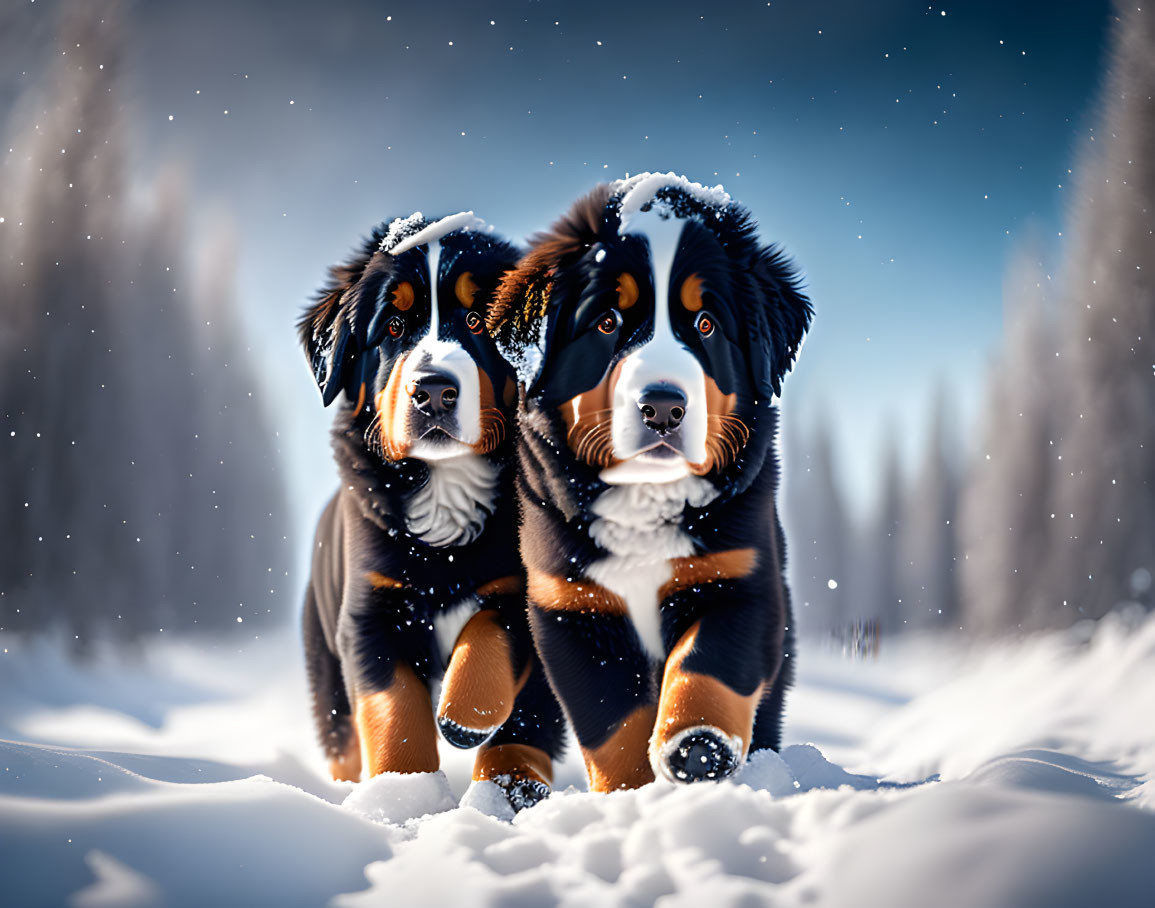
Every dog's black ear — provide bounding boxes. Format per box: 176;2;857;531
298;227;387;406
489;184;613;386
749;244;812;399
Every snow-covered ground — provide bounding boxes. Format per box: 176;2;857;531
3;609;1155;907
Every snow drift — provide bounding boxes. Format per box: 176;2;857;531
3;609;1155;906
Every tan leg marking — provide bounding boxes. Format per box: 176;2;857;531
650;621;763;771
365;571;404;590
527;570;627;615
355;665;439;776
329;726;363;782
658;548;758;601
476;575;523;598
582;704;658;792
473;743;553;786
438;610;518;733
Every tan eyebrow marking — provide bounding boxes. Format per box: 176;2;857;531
680;273;704;312
392;281;415;311
455;272;478;308
617;272;639;310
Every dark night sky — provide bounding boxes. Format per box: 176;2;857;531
2;0;1115;518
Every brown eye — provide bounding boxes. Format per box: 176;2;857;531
695;312;714;337
597;311;621;335
465;310;485;335
387;315;405;338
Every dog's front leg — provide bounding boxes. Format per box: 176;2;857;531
649;587;782;783
437;602;522;748
337;598;439;777
527;572;658;792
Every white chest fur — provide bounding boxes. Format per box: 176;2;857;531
586;476;719;659
405;454;499;548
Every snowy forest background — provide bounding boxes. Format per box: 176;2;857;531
0;3;293;646
1;0;1152;651
788;2;1154;639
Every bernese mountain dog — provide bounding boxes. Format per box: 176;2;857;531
298;212;564;811
490;174;812;791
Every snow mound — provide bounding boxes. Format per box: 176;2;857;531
733;746;799;796
865;608;1155;806
343;769;458;826
459;779;516;821
4;609;1155;905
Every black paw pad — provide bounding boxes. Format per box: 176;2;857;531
437;716;493;749
666;730;740;783
498;776;551;812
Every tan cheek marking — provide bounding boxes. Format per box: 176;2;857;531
437;610;516;733
328;727;362;782
527;570;627;616
582;704;658;792
375;352;411;461
680;273;704;312
476;575;523;597
474;742;553;786
650;622;763;768
704;373;738;418
472;364;507;455
659;548;758;601
503;376;517;408
617;272;639;310
455;272;479;308
355;666;439;776
392;281;415;311
366;571;404;590
560;359;625;469
353;381;367;415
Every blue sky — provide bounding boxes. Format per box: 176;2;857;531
105;0;1113;522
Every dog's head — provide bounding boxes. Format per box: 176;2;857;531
300;213;519;461
492;173;812;484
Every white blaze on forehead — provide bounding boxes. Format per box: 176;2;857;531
605;207;709;479
387;211;488;257
396;239;482;451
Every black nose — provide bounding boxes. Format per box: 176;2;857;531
411;373;459;417
638;384;687;435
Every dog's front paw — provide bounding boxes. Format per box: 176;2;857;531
500;775;551;812
660;727;741;783
437;715;496;749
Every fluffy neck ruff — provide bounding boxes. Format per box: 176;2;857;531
404;454;499;548
588;475;719;559
586;475;720;659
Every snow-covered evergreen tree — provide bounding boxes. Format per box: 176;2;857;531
783;411;852;637
900;386;961;631
0;1;291;646
1040;2;1155;626
959;249;1061;634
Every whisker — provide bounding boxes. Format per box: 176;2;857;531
576;423;613;464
